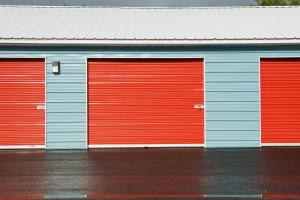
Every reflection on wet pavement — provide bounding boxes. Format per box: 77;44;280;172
0;148;299;199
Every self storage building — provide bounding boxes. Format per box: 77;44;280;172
0;5;300;149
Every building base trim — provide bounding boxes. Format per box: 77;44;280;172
261;143;300;147
88;144;204;148
0;145;45;149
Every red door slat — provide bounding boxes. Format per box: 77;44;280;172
0;59;45;146
88;59;204;145
261;58;300;144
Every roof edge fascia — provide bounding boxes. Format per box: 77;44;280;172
1;5;300;9
1;39;300;46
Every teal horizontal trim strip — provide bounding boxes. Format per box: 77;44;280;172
47;122;85;128
46;58;86;63
204;194;261;198
47;101;86;112
47;112;85;113
206;91;259;93
45;195;87;199
206;81;258;83
206;113;259;121
206;102;259;111
207;111;259;112
47;121;86;123
207;91;258;92
46;131;86;142
46;141;86;149
207;129;260;131
206;140;260;148
47;102;86;103
207;130;259;132
47;131;86;133
206;63;259;77
47;84;86;93
46;62;86;65
47;92;86;94
208;140;259;141
47;93;86;102
47;82;86;84
207;120;259;122
45;139;85;142
206;72;259;74
46;71;86;74
206;62;258;63
47;80;86;83
206;121;260;131
206;73;258;82
206;97;259;101
46;63;86;65
47;74;86;78
207;101;259;102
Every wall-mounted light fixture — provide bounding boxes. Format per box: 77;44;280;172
52;61;60;75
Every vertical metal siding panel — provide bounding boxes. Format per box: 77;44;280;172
0;58;45;146
205;60;260;148
46;58;86;149
88;59;204;145
261;58;300;143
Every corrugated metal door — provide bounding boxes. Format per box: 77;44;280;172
88;59;204;146
0;58;45;147
261;58;300;144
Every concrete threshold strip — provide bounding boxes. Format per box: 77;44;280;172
1;194;300;199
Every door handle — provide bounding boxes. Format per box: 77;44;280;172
194;104;204;110
37;105;45;110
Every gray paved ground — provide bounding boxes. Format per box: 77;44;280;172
0;148;299;199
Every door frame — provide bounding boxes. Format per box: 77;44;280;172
86;56;206;148
0;57;46;149
260;56;300;147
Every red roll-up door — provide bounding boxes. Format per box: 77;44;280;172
261;58;300;144
0;58;45;147
88;59;204;146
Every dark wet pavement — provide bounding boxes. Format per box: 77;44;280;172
0;148;299;199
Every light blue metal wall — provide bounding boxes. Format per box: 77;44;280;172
0;46;300;149
46;57;86;149
205;55;260;148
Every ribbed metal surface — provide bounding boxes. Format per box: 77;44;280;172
5;46;300;148
261;58;300;143
88;59;204;145
0;6;300;44
0;58;45;146
46;58;86;149
205;58;260;148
